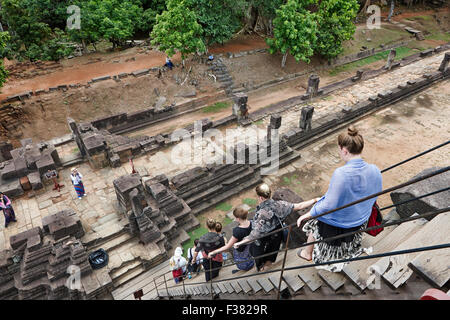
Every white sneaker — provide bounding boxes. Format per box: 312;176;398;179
78;197;82;200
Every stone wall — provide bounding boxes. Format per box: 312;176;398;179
0;139;62;198
0;209;112;300
90;92;227;135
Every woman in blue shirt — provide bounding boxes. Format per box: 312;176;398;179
296;126;382;272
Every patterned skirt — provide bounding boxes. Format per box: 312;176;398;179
74;182;85;198
302;219;368;272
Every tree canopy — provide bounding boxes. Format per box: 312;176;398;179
267;0;318;66
150;0;206;61
0;32;10;89
0;0;360;63
266;0;359;66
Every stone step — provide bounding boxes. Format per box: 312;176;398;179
89;232;135;254
190;172;262;216
341;214;428;291
112;264;146;288
82;226;128;251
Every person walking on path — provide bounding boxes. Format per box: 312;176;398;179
70;167;86;199
192;219;225;281
296;126;382;272
0;192;16;228
208;205;254;273
234;184;319;272
187;239;203;275
169;247;188;284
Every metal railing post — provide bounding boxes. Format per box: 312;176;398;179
154;278;159;298
277;225;291;300
182;273;186;298
210;258;214;300
163;274;170;299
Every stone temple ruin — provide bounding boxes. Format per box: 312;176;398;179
0;209;108;300
0;138;61;198
0;45;449;300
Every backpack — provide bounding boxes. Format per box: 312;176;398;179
199;232;224;262
366;202;384;237
233;245;254;271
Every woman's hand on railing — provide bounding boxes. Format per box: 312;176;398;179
297;212;312;228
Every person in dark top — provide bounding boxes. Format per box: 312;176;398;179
234;184;319;271
192;219;225;281
208;205;253;273
0;192;16;228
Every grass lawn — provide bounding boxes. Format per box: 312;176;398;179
341;25;408;56
329;46;415;76
182;205;234;257
202;101;230;113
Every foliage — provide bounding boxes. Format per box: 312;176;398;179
267;0;318;64
1;0;74;61
70;0;143;49
150;0;206;60
315;0;359;59
252;0;286;19
0;32;10;89
185;0;245;46
267;0;360;63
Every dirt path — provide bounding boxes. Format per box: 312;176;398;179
126;67;356;139
0;36;268;101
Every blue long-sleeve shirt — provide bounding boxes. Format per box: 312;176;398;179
310;158;382;228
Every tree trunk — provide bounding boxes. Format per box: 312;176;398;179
248;6;259;32
81;39;88;53
361;0;371;14
388;0;395;21
281;52;288;68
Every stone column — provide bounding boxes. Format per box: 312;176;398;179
385;49;397;70
232;93;248;122
438;52;450;72
299;106;314;132
267;115;281;145
128;188;142;235
306;74;320;98
67;118;86;157
0;141;13;161
352;70;364;82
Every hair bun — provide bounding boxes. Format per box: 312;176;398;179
347;126;358;137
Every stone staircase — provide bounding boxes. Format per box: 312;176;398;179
81;211;168;290
208;59;234;96
124;211;450;300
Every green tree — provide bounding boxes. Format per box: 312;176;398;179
150;0;206;65
0;32;10;89
138;0;167;33
1;0;74;61
70;0;143;50
267;0;318;67
315;0;359;59
185;0;245;46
